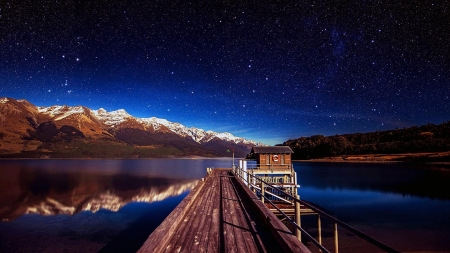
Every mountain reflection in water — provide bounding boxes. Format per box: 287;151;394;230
0;159;233;253
0;160;199;221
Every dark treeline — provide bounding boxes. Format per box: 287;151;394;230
283;121;450;160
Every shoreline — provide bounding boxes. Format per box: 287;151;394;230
293;151;450;165
295;159;450;165
296;159;450;165
1;152;449;165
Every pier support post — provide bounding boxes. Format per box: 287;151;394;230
293;171;298;197
334;223;339;253
295;194;301;241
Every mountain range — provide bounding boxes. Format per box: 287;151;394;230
0;98;261;158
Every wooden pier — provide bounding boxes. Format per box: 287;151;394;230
138;169;310;253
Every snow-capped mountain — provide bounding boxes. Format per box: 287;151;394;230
91;108;134;126
138;117;255;144
0;98;262;158
37;105;258;146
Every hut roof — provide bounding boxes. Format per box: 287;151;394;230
251;146;293;154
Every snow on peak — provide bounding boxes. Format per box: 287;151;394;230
97;108;107;113
213;132;241;142
38;105;86;120
138;117;256;145
92;108;133;126
138;117;189;133
0;98;9;103
200;130;254;144
37;106;134;126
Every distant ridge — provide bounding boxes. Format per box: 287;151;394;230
284;121;450;161
0;97;263;158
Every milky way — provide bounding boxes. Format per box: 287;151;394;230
1;1;449;144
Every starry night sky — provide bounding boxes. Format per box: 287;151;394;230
1;1;449;145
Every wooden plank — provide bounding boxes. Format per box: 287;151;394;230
228;175;264;253
163;170;217;252
206;171;221;252
138;176;206;253
223;175;247;253
195;171;219;252
166;194;202;251
206;207;220;252
162;184;203;251
220;172;238;252
179;170;217;252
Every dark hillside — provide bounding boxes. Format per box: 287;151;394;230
284;121;450;160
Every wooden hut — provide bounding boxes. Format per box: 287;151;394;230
241;145;298;203
247;146;294;172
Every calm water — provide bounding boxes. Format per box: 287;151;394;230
294;162;450;252
0;159;449;252
0;158;233;253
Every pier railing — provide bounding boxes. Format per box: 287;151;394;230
232;166;400;253
244;163;294;173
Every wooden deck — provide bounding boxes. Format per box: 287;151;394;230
138;169;310;253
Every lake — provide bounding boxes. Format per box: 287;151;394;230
0;159;449;252
294;162;450;252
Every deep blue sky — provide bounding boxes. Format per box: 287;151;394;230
1;1;449;145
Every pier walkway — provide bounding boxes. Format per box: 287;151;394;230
138;169;310;253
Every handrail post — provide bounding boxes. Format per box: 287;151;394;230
295;195;301;241
318;214;322;246
334;223;339;253
261;181;265;203
252;173;256;193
